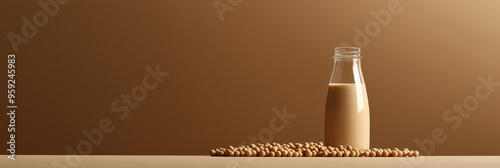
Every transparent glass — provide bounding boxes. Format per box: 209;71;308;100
324;47;370;150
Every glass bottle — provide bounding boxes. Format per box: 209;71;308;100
324;47;370;150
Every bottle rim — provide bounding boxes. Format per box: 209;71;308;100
334;47;362;58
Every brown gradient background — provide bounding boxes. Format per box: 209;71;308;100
1;0;499;155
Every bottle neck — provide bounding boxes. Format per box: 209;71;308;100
330;57;365;84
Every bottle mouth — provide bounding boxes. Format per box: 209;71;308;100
334;47;361;58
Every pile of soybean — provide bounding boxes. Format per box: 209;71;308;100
210;142;419;157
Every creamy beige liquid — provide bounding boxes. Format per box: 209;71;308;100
325;83;370;150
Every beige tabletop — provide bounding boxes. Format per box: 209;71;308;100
1;155;499;168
